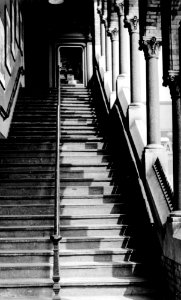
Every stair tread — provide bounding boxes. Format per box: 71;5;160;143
0;248;133;255
0;214;122;219
0;276;149;284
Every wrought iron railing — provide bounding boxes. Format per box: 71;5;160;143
50;65;62;300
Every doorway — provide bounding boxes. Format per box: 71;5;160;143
58;46;84;85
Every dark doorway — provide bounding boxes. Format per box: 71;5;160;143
59;46;83;84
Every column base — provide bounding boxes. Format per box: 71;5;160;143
127;102;146;128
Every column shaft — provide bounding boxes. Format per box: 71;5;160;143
118;14;129;74
130;30;141;103
101;21;106;56
146;56;160;144
143;37;161;145
87;41;93;84
111;29;119;91
106;32;112;72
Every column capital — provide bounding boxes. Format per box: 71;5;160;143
115;0;124;16
168;71;181;101
101;14;107;24
110;27;119;41
125;16;139;33
141;37;161;59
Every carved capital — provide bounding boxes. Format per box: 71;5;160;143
142;37;161;59
125;16;139;33
101;14;107;24
110;27;119;41
168;71;181;101
115;0;124;16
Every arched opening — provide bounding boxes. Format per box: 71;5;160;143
58;46;84;85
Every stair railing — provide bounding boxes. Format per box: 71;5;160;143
50;65;62;300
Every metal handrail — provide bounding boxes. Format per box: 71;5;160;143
50;65;62;300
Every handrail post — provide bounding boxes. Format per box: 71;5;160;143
50;65;62;300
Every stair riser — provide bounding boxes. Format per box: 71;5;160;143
60;197;121;205
0;229;54;238
1;186;119;196
0;215;124;226
59;227;129;238
0;241;52;251
59;238;131;250
0;254;52;264
0;264;144;280
0;252;134;264
0;144;56;151
61;264;144;278
59;253;134;263
0;286;52;298
0;206;55;215
0;173;54;180
0;156;109;164
0;204;124;215
60;285;153;297
0;266;53;279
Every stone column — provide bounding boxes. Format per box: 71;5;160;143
168;72;181;210
106;28;112;72
101;18;106;57
116;0;129;75
94;0;101;60
126;16;142;104
110;28;119;91
142;37;161;146
86;35;93;84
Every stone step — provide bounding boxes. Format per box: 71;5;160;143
10;130;56;136
0;278;52;298
59;236;132;250
0;187;120;197
61;120;96;125
0;261;145;279
0;236;132;251
0;194;121;205
0;157;55;164
0;248;136;264
0;226;54;238
0;237;52;250
0;224;131;238
60;142;105;151
0;203;124;215
59;277;155;297
0;178;113;187
0;150;56;158
0;142;56;151
0;214;126;226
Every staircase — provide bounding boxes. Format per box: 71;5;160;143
0;85;163;300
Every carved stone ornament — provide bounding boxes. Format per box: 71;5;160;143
110;27;119;41
125;16;139;33
142;37;161;59
168;71;181;101
115;0;124;16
